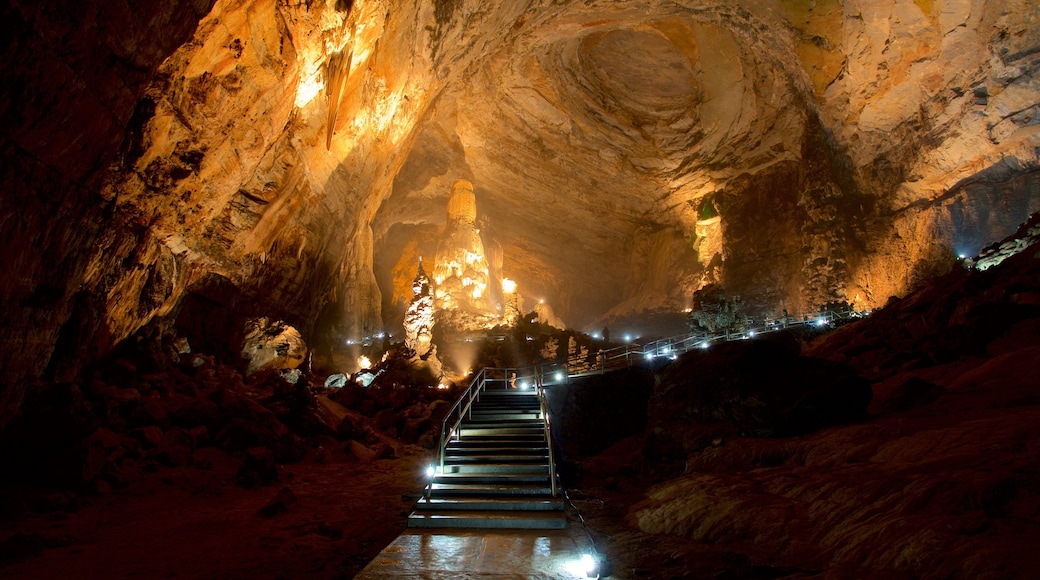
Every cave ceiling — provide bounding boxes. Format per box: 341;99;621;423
3;0;1040;396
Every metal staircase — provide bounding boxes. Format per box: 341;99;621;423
408;369;566;529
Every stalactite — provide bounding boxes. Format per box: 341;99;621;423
325;46;353;150
324;6;358;151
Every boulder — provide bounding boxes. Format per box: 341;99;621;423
324;373;349;388
347;440;377;462
240;318;307;376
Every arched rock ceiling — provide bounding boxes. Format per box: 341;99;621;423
376;0;1040;327
3;0;1040;397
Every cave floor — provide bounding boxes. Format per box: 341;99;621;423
355;529;590;578
0;447;430;579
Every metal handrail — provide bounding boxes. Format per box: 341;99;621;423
437;367;488;472
536;382;558;497
567;308;870;376
436;364;569;478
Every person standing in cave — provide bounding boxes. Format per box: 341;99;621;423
509;372;517;389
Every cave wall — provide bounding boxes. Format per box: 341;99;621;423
0;0;218;425
3;0;1040;425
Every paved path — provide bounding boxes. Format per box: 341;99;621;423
355;529;593;579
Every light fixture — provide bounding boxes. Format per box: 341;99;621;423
748;330;756;337
645;352;654;360
519;381;529;390
555;371;564;382
581;553;599;577
699;341;710;349
425;465;435;478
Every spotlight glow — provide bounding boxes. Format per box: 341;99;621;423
425;465;435;477
699;341;710;349
520;381;530;390
564;554;599;577
555;371;564;382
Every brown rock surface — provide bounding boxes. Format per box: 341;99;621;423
568;222;1040;578
2;0;1040;515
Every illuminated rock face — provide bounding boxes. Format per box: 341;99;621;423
403;259;435;359
431;180;499;329
3;0;1040;418
240;318;307;376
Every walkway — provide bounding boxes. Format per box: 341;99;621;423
355;529;594;578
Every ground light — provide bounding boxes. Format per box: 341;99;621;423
563;553;601;578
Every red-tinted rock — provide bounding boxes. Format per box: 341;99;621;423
235;447;278;489
157;427;195;467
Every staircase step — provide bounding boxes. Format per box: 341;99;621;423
407;510;567;530
443;455;549;463
445;444;549;455
429;483;553;496
469;413;541;421
447;437;546;447
433;472;550;484
463;418;543;426
413;498;564;512
441;463;549;474
459;427;545;437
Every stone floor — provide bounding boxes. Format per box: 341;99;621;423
355;529;599;579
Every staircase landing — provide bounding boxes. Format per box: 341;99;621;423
354;530;589;579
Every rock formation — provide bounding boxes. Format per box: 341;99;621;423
402;258;434;359
3;0;1040;424
240;318;307;376
430;179;499;329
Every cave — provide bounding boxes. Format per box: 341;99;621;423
2;0;1039;577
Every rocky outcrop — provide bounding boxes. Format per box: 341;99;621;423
617;230;1040;577
240;318;307;377
648;338;872;450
